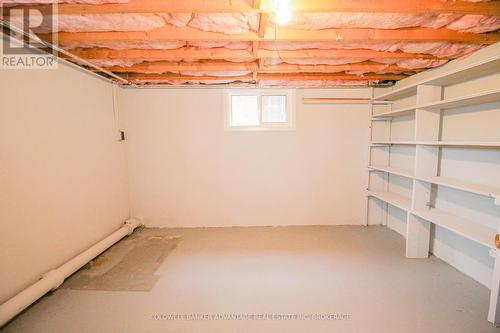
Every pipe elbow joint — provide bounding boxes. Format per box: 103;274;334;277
124;217;143;236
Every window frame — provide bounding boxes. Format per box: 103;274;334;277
223;89;295;131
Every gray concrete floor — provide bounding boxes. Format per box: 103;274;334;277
2;226;496;333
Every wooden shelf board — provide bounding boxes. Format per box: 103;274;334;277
412;208;496;249
371;141;500;147
418;175;500;203
372;105;416;118
426;56;500;86
419;88;500;110
369;165;414;178
368;190;411;212
417;141;500;147
370;141;416;146
373;85;417;102
371;88;500;118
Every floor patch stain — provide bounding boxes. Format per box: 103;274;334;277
65;235;180;292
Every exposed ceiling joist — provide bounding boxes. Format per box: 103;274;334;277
67;47;442;61
258;13;269;38
11;0;500;15
45;27;500;44
125;72;408;82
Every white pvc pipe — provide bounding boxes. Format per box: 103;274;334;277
0;218;143;327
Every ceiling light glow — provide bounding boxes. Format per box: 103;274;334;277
275;0;292;25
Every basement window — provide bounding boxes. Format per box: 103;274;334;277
224;89;295;130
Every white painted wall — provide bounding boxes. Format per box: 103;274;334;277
121;88;370;228
0;60;130;302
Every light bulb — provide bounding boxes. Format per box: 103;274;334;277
275;0;291;25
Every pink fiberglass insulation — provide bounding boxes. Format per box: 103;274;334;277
60;40;251;51
396;42;482;57
140;78;252;85
158;13;193;27
278;13;458;30
259;41;483;58
88;58;144;67
258;79;371;87
55;14;165;32
59;40;186;50
273;12;500;33
445;15;500;33
17;13;166;33
0;0;129;3
188;41;252;50
22;12;259;34
177;71;252;77
265;57;447;69
264;58;371;66
11;11;498;35
372;58;449;69
223;57;256;63
188;13;259;34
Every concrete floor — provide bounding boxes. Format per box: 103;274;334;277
1;226;496;333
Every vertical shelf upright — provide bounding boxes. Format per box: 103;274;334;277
406;85;442;258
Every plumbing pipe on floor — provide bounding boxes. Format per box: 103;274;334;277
0;217;143;327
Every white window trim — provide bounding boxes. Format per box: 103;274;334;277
223;89;296;131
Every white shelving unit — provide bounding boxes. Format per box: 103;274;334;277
366;44;500;325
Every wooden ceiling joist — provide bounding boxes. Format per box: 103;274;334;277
12;0;500;15
104;61;414;74
67;47;443;61
126;72;407;82
47;26;500;44
258;13;269;39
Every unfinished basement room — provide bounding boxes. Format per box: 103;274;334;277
1;0;500;332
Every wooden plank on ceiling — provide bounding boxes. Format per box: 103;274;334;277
126;72;407;82
10;0;500;15
67;47;442;61
45;26;500;43
258;13;269;39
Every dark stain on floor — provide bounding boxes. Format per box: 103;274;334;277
64;234;180;292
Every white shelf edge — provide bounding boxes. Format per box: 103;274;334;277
372;85;417;102
367;190;497;248
371;88;500;118
367;190;411;212
373;53;500;102
370;141;416;146
368;168;500;204
411;208;496;249
417;141;500;147
368;165;414;179
372;106;416;118
416;176;500;204
370;141;500;147
418;88;500;111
